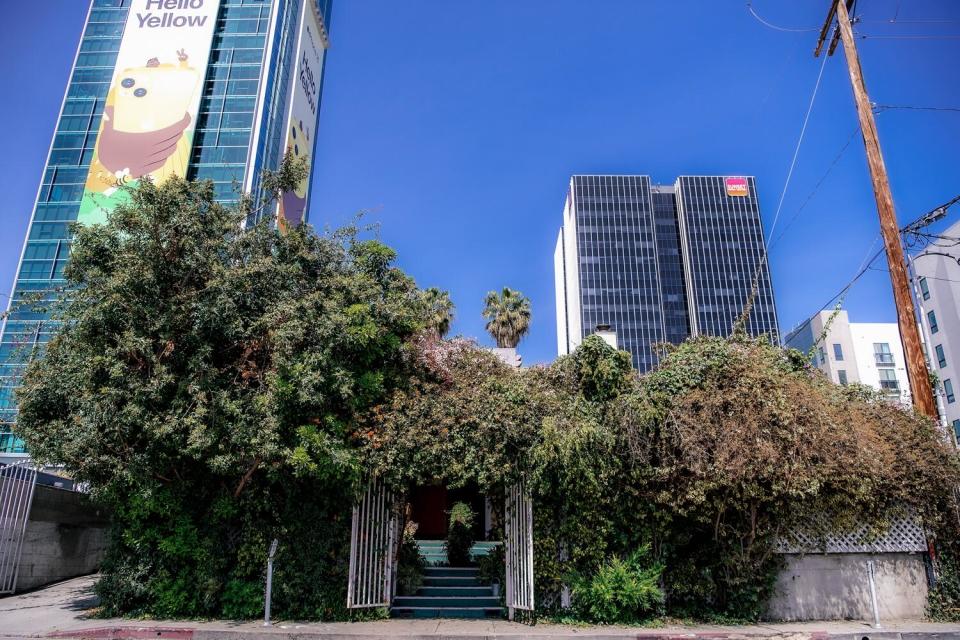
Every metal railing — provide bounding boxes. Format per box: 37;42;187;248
0;461;37;594
505;480;534;620
347;478;396;609
875;353;895;366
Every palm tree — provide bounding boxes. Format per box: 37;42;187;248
422;287;454;338
482;287;532;348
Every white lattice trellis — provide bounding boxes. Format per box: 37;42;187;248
776;515;926;554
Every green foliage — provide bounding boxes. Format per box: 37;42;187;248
446;502;475;566
15;158;430;620
222;579;264;620
477;544;506;589
929;546;960;621
482;287;532;348
421;287;455;339
569;335;633;402
361;332;960;621
396;521;426;596
569;546;665;625
15;155;959;622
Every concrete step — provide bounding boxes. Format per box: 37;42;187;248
390;606;503;619
417;586;494;597
422;575;482;587
423;566;479;577
393;596;500;608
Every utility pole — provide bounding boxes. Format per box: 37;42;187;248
815;0;938;419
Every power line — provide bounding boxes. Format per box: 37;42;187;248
746;1;819;32
859;34;960;40
874;104;960;114
766;51;830;243
769;123;860;250
861;20;960;25
871;265;960;283
784;244;885;342
786;197;959;342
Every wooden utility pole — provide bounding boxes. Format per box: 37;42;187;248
816;0;938;419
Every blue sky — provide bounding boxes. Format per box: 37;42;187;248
2;1;959;365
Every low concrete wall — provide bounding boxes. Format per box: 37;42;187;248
767;552;928;621
14;483;109;592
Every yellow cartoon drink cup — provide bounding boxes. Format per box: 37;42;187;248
93;51;199;185
112;52;199;134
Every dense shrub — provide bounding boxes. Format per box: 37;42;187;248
14;162;959;621
446;502;475;567
14;163;431;620
360;334;960;621
396;522;426;596
569;546;664;624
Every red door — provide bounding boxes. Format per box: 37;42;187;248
411;485;448;539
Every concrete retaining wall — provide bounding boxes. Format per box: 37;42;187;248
13;482;109;592
767;552;928;621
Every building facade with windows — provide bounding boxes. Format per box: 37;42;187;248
784;310;912;406
554;174;779;372
0;0;333;455
911;219;960;441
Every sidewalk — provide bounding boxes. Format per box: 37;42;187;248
4;576;960;640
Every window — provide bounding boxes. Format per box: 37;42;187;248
818;346;826;365
920;277;930;300
873;342;894;366
838;370;848;385
929;310;939;334
945;379;956;404
953;419;960;445
936;344;947;369
879;368;899;392
833;343;844;361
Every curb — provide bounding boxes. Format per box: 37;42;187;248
40;629;960;640
48;628;194;640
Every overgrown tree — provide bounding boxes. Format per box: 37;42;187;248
359;332;960;622
13;161;430;619
421;287;455;338
482;287;531;348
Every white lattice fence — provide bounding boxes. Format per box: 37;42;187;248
776;515;926;554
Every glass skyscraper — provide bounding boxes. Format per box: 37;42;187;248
554;174;779;372
0;0;333;454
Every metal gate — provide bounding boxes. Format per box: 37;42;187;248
347;477;397;609
505;480;534;620
0;461;37;594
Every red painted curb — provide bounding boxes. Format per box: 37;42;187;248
48;627;195;640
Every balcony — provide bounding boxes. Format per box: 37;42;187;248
875;353;895;366
880;379;900;392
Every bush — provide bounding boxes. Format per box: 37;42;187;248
477;543;505;589
569;546;664;624
446;502;475;567
396;521;426;595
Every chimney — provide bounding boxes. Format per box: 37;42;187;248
595;324;618;349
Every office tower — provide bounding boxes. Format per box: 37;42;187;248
554;174;779;372
911;219;960;439
0;0;333;455
784;310;912;406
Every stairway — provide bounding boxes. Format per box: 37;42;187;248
392;566;502;619
415;539;500;566
391;540;503;619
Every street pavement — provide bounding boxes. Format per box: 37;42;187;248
4;575;960;640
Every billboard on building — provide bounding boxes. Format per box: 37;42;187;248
725;177;749;197
278;1;327;228
78;0;222;225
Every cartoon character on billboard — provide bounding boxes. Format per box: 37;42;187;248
278;119;311;229
81;50;200;222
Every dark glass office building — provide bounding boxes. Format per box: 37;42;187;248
0;0;333;454
554;175;779;372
